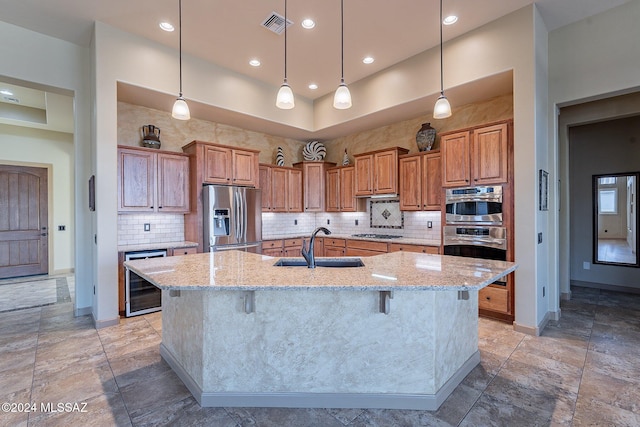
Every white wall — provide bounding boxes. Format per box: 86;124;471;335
0;20;92;317
550;0;640;298
0;124;74;272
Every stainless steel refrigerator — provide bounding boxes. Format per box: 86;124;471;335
203;185;262;253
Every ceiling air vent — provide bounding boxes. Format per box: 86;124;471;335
261;12;293;35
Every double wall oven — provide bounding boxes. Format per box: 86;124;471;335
443;185;508;287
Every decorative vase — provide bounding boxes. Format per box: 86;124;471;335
415;122;436;151
141;124;161;149
342;149;350;166
303;141;326;161
276;147;285;166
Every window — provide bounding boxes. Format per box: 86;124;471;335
599;189;617;214
599;177;617;185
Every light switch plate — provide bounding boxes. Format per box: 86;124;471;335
144;223;150;231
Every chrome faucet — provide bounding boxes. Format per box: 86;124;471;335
301;227;331;268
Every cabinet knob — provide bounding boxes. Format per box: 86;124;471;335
158;206;163;209
486;296;491;300
150;206;154;209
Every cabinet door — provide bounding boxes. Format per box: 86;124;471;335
354;154;374;196
232;150;258;186
303;163;326;212
339;166;363;212
118;148;155;212
326;169;340;212
472;123;508;185
288;169;303;212
258;165;272;211
157;153;190;213
324;246;345;257
313;237;324;258
203;146;231;184
373;150;398;194
399;156;421;211
441;131;471;187
270;168;288;212
423;152;442;210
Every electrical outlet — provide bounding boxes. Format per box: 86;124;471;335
144;223;150;231
583;261;591;270
427;221;433;229
58;225;66;231
327;219;330;225
355;219;359;226
294;219;298;225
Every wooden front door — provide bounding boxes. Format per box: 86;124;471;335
0;165;49;279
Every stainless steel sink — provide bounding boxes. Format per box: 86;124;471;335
273;258;365;268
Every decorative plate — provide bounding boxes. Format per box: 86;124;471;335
303;141;326;161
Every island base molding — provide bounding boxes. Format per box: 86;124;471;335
161;344;480;410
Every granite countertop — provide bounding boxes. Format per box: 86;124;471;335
117;241;198;253
264;234;441;247
124;250;517;292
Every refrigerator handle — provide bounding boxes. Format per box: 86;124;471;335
241;191;246;241
234;190;240;240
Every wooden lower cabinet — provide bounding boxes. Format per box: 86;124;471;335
169;246;198;256
388;243;439;254
283;238;303;257
478;273;514;322
323;238;346;257
262;240;284;257
345;239;388;257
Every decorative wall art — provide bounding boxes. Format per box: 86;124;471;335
539;169;549;211
302;141;326;161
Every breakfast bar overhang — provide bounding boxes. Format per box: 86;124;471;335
125;250;517;410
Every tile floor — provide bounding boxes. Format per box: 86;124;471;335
1;276;639;426
597;238;636;264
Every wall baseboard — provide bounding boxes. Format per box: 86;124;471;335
75;306;92;317
92;314;119;329
513;312;551;337
571;280;640;295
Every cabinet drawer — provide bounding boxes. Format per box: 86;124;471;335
171;247;197;256
347;239;388;252
262;240;284;250
284;238;303;247
324;238;346;247
479;285;509;313
388;243;439;254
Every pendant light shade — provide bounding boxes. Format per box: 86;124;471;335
333;0;352;109
433;0;451;119
172;0;190;120
276;0;295;109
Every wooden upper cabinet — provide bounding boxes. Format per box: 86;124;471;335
354;154;374;196
441;121;510;188
118;146;189;213
258;164;272;211
287;168;303;212
354;147;409;196
118;148;155;211
471;123;509;185
326;168;340;212
294;161;336;212
270;167;288;212
156;153;190;212
399;151;441;211
441;131;471;187
191;141;258;187
232;150;258;186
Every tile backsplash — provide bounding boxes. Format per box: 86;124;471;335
118;214;185;246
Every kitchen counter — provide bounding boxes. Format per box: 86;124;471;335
124;251;517;411
264;234;441;247
117;240;198;253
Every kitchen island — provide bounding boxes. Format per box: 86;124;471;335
125;250;517;410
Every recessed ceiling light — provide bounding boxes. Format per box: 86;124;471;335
301;18;315;29
159;22;174;32
249;59;261;67
308;83;318;90
0;89;13;96
362;56;374;64
443;15;458;25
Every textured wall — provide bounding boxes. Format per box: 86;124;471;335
323;94;513;165
117;102;305;166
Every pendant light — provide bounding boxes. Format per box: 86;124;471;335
433;0;451;119
276;0;295;109
333;0;352;109
172;0;190;120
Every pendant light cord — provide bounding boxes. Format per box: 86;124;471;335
439;0;444;96
179;0;183;97
284;0;288;81
340;0;345;83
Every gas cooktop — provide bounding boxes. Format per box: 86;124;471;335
351;234;403;239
